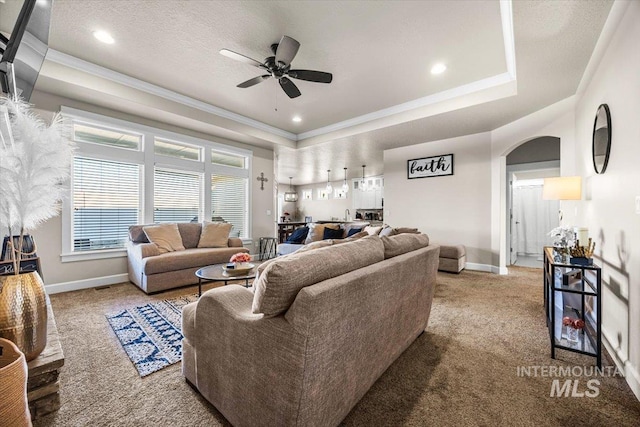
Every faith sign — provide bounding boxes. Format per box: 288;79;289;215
407;154;454;179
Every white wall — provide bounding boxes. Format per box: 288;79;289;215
384;132;493;268
27;91;274;289
295;180;353;222
573;0;640;399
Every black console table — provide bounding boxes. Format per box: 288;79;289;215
543;247;602;367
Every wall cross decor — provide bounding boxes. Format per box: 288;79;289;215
257;172;269;190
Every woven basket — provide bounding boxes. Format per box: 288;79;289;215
0;338;32;426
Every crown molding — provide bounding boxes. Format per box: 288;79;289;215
45;49;298;142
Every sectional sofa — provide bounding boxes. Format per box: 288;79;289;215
182;233;440;426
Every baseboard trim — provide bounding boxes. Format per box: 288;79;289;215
466;263;491;273
45;273;129;294
602;332;640;401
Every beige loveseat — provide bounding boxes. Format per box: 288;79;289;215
126;223;248;294
182;234;440;426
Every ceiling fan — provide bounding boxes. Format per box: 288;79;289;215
219;35;332;99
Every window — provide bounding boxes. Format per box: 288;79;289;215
73;123;141;150
73;157;140;251
302;190;312;200
212;175;248;238
317;188;330;200
62;107;252;261
211;150;245;168
154;138;201;161
154;168;202;223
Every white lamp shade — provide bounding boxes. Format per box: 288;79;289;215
543;176;582;200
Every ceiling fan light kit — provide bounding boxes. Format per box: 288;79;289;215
220;35;333;99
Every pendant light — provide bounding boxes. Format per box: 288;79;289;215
284;177;298;202
325;170;333;193
341;167;349;192
360;165;368;191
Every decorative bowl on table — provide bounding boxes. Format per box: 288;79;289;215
222;263;255;277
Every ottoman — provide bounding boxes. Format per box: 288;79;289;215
438;244;466;273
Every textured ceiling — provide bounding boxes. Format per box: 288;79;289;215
0;0;613;185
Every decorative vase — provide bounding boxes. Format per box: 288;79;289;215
0;271;48;361
0;338;32;426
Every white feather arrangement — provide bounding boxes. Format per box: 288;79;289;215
0;97;74;273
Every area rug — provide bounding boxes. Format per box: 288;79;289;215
106;294;198;377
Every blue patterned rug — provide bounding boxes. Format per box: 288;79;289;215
106;294;198;377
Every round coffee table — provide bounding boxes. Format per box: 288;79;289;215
195;264;258;297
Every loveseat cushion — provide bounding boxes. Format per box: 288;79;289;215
381;233;430;259
142;247;245;275
197;222;232;248
253;235;384;317
177;223;203;249
143;223;186;253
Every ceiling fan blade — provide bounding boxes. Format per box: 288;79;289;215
279;77;301;98
220;49;264;68
237;75;271;88
289;69;333;84
275;36;300;67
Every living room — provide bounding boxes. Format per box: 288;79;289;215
1;0;639;425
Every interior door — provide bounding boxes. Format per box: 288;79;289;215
510;179;518;264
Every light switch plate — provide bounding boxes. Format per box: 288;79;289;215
635;196;640;214
266;210;271;216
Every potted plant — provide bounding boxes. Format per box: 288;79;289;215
0;97;74;360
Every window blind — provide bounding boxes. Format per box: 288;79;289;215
154;168;202;223
73;157;140;251
212;175;248;238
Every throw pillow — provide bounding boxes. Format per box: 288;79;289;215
197;222;232;248
346;227;363;237
381;233;430;259
143;223;185;254
286;226;309;244
295;239;333;254
304;223;340;244
378;226;395;237
364;225;383;236
323;227;344;240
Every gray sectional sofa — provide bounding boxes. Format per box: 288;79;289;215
182;233;440;426
126;223;248;294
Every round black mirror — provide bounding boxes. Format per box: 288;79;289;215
592;104;611;174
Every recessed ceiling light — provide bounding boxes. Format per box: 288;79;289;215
431;63;447;75
292;116;302;123
93;30;115;44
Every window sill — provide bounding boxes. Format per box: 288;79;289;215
61;249;127;263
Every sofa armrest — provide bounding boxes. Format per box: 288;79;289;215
227;237;244;248
126;241;160;260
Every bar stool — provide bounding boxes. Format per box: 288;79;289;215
258;237;278;260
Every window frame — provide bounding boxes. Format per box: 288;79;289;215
60;107;252;262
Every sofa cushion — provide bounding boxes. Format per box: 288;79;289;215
378;226;394;237
142;247;245;275
286;226;309;244
346;227;363;237
197;222;232;248
143;223;186;253
304;223;340;244
177;223;203;249
394;227;420;235
323;227;344;240
253;235;384;317
381;233;430;259
364;225;383;236
295;239;333;254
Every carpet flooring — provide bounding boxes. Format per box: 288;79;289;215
35;268;640;426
